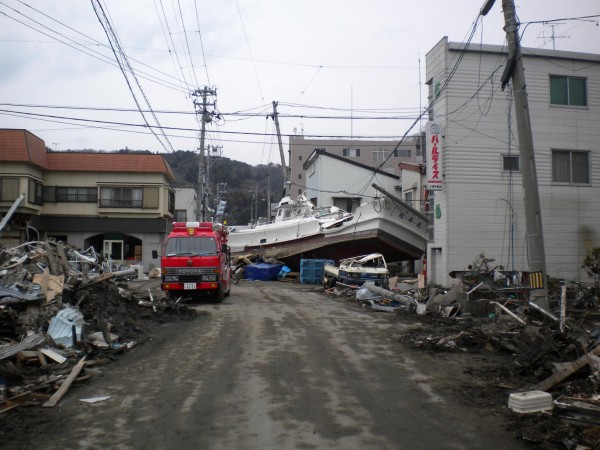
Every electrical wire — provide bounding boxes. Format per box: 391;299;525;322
1;1;190;94
235;0;264;102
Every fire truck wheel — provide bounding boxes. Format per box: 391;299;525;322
214;285;224;303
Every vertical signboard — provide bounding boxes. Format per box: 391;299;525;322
426;121;443;191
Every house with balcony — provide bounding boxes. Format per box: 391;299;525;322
0;129;175;271
424;37;600;286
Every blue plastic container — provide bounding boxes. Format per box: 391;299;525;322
244;262;284;281
300;259;334;284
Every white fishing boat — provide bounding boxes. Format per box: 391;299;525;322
227;184;428;265
227;194;352;253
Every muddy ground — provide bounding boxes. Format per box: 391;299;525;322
0;280;598;449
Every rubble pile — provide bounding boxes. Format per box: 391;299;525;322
328;264;600;448
0;240;195;413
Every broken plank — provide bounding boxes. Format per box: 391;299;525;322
534;344;600;392
43;356;86;407
37;349;48;368
40;348;67;364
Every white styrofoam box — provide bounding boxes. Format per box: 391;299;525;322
508;391;553;414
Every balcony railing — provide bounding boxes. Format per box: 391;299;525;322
99;199;143;208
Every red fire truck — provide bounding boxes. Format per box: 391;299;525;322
157;222;231;302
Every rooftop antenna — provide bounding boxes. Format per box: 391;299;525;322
537;22;568;50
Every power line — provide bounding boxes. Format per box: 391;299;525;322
92;0;176;155
0;102;422;120
235;0;263;102
0;107;415;140
0;1;190;94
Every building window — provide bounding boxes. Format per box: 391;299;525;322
298;189;302;195
28;179;43;205
394;149;411;158
552;150;590;184
550;75;587;107
99;187;143;208
503;155;520;172
174;209;187;222
56;187;97;203
299;155;303;161
343;148;360;157
373;149;390;163
298;173;302;180
168;190;175;213
404;190;413;204
0;177;19;201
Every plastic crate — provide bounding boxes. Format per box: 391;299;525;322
300;267;326;284
300;258;334;269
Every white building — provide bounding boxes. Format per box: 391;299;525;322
289;135;420;199
425;37;600;286
174;188;197;222
302;149;400;211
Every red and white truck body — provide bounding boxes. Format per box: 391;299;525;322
160;222;231;301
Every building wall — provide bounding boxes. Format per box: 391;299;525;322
289;136;419;198
174;188;197;222
425;37;600;286
304;153;400;209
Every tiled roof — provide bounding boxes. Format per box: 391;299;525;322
0;129;174;179
0;129;48;168
46;152;175;179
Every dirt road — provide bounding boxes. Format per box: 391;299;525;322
2;281;526;450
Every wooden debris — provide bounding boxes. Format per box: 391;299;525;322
534;344;600;392
43;356;86;407
40;348;67;364
0;334;46;361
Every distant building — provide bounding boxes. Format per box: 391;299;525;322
0;129;175;271
303;149;400;211
425;37;600;286
289;135;422;199
174;188;197;222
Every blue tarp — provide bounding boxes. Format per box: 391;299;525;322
244;262;284;281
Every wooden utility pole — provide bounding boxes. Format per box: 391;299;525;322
271;101;290;197
482;0;548;308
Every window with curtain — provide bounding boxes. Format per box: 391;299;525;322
99;187;143;207
56;187;97;202
552;150;590;184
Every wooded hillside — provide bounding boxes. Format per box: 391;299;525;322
164;150;285;225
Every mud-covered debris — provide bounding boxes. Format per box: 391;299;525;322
0;239;197;415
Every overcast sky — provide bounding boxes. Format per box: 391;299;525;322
1;0;598;166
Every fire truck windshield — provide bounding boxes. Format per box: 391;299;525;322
165;236;217;256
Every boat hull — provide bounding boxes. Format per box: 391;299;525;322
230;197;427;265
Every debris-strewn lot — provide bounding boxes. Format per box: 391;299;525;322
0;240;196;414
5;241;600;448
326;266;600;450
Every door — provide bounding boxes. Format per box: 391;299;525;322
103;240;124;260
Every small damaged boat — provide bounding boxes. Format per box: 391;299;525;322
322;253;389;289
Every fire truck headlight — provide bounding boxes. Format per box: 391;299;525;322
202;274;217;282
164;275;179;282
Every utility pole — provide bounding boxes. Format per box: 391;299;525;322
266;163;272;221
481;0;548;308
192;86;217;221
271;101;290;197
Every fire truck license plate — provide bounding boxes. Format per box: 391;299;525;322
184;283;196;290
